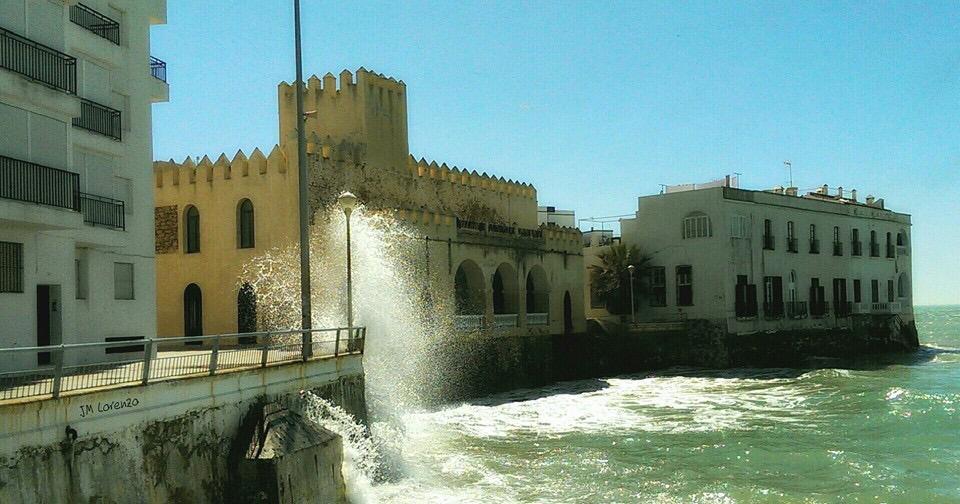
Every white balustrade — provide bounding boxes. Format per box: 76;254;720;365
493;314;518;328
526;312;549;326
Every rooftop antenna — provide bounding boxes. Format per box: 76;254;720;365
783;160;793;188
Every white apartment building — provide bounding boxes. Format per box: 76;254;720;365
0;0;167;371
538;206;576;228
609;184;913;333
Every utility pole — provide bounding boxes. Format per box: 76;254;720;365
294;0;312;359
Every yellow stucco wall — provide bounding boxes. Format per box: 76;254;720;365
154;68;584;338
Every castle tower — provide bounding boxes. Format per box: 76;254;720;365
277;68;409;173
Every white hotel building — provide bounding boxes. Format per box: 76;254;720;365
0;0;167;370
610;184;914;334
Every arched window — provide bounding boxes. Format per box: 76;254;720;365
238;199;255;249
183;283;203;338
897;274;909;298
238;282;257;334
184;206;200;253
897;230;908;247
682;212;712;239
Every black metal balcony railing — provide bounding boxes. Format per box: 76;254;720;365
69;3;120;45
870;242;880;257
886;244;896;258
763;301;784;319
851;241;863;256
809;239;820;254
150;56;166;82
0;155;80;211
786;237;798;253
73;98;121;140
833;241;843;256
80;193;125;230
763;234;776;250
786;301;808;319
0;27;77;94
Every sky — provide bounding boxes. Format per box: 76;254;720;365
151;1;960;305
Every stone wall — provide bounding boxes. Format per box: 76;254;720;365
154;204;178;254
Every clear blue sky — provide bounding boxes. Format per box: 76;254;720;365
152;1;959;305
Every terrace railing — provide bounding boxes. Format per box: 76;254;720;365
0;327;365;402
73;98;122;140
526;312;548;325
69;3;120;45
0;27;77;94
0;154;80;211
493;313;518;328
80;192;125;229
150;56;166;82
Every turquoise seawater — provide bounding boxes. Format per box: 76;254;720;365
361;306;960;503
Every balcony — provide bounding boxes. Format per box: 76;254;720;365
809;239;820;254
70;3;120;45
886;244;895;258
833;241;843;256
80;193;125;230
786;301;808;319
150;56;167;82
810;301;829;319
871;302;902;314
73;98;121;140
454;315;483;331
851;241;862;256
763;301;784;320
786;237;798;253
763;234;776;250
834;301;853;318
493;314;518;328
526;312;548;326
869;242;880;257
0;154;79;212
0;27;77;94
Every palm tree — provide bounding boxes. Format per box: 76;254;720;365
589;244;652;315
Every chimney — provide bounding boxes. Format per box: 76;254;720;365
820;184;829;195
786;187;798;196
851;189;858;202
837;186;843;197
866;195;875;206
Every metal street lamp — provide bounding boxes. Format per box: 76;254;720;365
338;192;358;333
627;264;636;325
293;0;312;360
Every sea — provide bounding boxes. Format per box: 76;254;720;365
350;305;959;503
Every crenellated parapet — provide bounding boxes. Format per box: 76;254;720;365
154;145;289;189
405;155;537;199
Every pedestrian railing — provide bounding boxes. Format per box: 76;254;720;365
0;327;365;402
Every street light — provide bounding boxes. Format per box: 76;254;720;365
338;192;358;333
293;0;312;360
627;264;636;325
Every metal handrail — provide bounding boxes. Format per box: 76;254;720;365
70;3;120;45
0;27;77;94
0;327;366;401
149;56;166;82
73;98;122;140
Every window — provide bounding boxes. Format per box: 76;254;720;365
114;262;134;299
786;221;797;252
898;274;909;298
763;276;784;318
833;226;842;256
851;228;862;256
853;279;862;303
787;221;795;240
238;199;255;249
682;212;712;239
810;278;827;317
676;266;693;306
763;219;775;250
809;224;820;254
185;205;200;253
75;251;88;300
238;283;257;334
735;275;758;317
0;241;24;293
887;279;895;302
184;283;203;338
871;279;879;303
730;214;749;238
870;230;879;257
649;267;666;306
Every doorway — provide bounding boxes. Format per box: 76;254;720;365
563;291;573;334
36;285;62;366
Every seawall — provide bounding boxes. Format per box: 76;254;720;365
0;355;366;504
433;318;920;400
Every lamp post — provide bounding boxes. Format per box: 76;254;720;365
338;192;358;333
627;264;636;325
293;0;312;360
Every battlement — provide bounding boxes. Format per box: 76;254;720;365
154;145;289;190
277;67;405;96
405;155;537;199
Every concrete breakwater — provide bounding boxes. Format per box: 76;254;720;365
432;317;920;400
0;355;365;504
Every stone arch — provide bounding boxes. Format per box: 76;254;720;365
454;259;485;315
492;262;519;314
525;265;550;314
